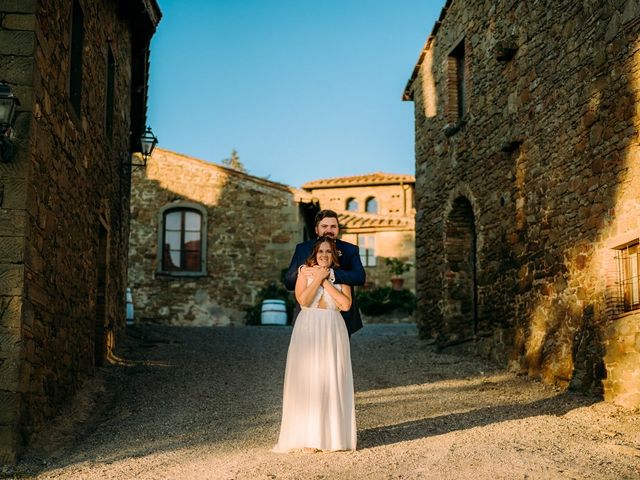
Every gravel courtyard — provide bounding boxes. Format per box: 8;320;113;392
10;323;640;480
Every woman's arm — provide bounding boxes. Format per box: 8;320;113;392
295;267;329;307
322;281;352;311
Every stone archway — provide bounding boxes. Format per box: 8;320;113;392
443;196;478;343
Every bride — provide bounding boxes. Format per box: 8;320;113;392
273;236;356;453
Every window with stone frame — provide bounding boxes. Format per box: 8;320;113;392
358;234;376;267
615;241;640;312
365;197;378;214
346;198;358;212
446;39;466;125
158;204;208;276
69;0;84;117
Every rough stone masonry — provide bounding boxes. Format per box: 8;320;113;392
405;0;640;408
0;0;160;463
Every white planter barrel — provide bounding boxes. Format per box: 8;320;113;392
261;299;287;325
126;288;134;325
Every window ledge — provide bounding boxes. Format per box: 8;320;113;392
66;99;81;130
155;271;209;278
443;119;466;137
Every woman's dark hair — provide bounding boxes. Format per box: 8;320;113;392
305;236;341;268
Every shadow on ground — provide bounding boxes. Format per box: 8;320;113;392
13;324;600;478
357;392;597;449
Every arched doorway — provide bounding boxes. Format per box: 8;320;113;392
443;196;478;343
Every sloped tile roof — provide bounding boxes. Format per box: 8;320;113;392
302;172;415;189
338;211;414;230
152;148;316;202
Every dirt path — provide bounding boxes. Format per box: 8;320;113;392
10;323;640;479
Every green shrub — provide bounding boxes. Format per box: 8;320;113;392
384;257;412;276
356;287;416;316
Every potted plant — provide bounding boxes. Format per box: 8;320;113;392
385;257;412;290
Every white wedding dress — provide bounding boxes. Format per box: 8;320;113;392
273;280;356;452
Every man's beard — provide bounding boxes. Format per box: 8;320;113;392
322;232;336;238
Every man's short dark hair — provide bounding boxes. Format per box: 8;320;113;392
314;209;339;226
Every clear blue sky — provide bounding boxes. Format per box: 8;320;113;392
148;0;445;188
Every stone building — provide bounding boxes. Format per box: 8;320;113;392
128;148;316;326
302;173;415;290
404;0;640;407
0;0;160;462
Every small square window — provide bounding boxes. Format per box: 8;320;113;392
445;39;466;126
358;235;376;267
615;242;640;312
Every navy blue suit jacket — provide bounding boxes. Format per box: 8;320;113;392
284;238;365;335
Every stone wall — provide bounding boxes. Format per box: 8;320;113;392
407;0;640;406
603;312;640;408
0;0;159;462
128;149;308;326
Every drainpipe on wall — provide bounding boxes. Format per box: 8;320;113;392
401;182;410;215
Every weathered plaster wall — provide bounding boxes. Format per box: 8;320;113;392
308;184;414;217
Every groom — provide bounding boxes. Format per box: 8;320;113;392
284;209;366;335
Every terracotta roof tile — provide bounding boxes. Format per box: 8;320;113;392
338;212;414;230
302;172;415;189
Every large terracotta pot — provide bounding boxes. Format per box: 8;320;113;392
390;277;404;291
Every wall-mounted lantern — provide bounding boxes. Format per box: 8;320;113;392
131;126;158;167
0;84;20;163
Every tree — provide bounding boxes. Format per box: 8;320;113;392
222;149;247;173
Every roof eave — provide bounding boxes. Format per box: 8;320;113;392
139;0;162;29
119;0;162;37
302;174;416;190
402;0;453;101
304;181;415;190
